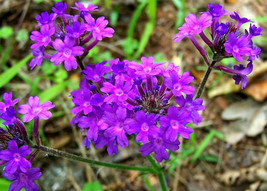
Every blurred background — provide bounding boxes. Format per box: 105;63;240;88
0;0;266;190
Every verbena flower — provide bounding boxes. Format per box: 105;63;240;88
0;92;19;113
173;3;261;89
4;168;42;191
50;36;84;71
71;2;98;13
52;2;67;15
84;15;115;41
18;96;54;122
71;57;204;162
0;140;31;174
35;12;56;27
30;25;55;49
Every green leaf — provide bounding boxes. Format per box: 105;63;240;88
200;155;220;163
0;26;13;39
0;54;32;88
0;178;10;190
191;130;215;162
38;80;71;102
82;182;103;191
16;29;29;42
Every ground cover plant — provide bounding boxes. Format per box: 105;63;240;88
0;1;266;191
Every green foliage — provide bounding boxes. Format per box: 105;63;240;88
16;29;29;42
38;80;71;102
110;5;119;27
87;47;113;63
82;182;104;191
172;0;187;29
0;178;10;190
0;26;13;39
0;54;32;88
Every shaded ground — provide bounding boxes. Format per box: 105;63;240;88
0;0;266;190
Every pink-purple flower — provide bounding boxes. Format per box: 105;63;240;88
18;96;55;122
50;36;84;71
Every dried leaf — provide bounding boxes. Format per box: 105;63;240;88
243;80;267;101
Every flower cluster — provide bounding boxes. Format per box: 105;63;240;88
71;57;205;162
30;2;114;71
0;93;54;191
173;3;262;89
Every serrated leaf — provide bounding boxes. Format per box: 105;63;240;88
0;55;32;88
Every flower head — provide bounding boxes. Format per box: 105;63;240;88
52;2;67;15
18;96;55;122
30;25;55;49
0;92;19;113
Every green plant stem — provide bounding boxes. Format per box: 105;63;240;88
34;145;156;173
194;60;216;99
146;155;168;191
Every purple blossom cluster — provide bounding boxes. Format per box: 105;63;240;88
71;57;205;162
30;2;114;71
0;93;54;191
173;3;262;89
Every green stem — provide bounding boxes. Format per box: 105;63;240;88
35;145;155;173
146;155;168;191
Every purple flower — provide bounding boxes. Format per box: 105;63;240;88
0;92;19;113
30;25;55;49
175;95;205;125
71;2;98;12
230;12;250;30
216;62;253;89
247;24;262;38
129;56;163;77
18;96;55;122
29;47;45;70
84;15;114;41
0;107;17;125
160;106;192;141
71;79;92;115
164;70;195;97
50;36;84;71
65;22;86;39
215;22;230;35
125;111;159;144
208;3;227;18
4;168;42;191
83;61;110;82
103;107;129;148
139;128;180;162
0;140;31;174
95;135;118;155
35;12;56;27
101;75;132;104
52;2;67;15
224;33;252;62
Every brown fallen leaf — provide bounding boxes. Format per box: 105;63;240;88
243;80;267;101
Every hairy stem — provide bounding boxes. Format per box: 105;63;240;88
34;145;156;173
146;155;168;191
194;60;216;99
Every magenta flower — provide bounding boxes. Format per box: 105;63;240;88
224;33;252;62
129;56;164;77
30;25;55;49
50;36;84;71
164;70;195;97
65;22;86;39
0;140;31;174
84;14;114;40
29;47;45;70
208;3;227;18
18;96;55;122
35;11;56;27
173;12;212;42
4;168;42;191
